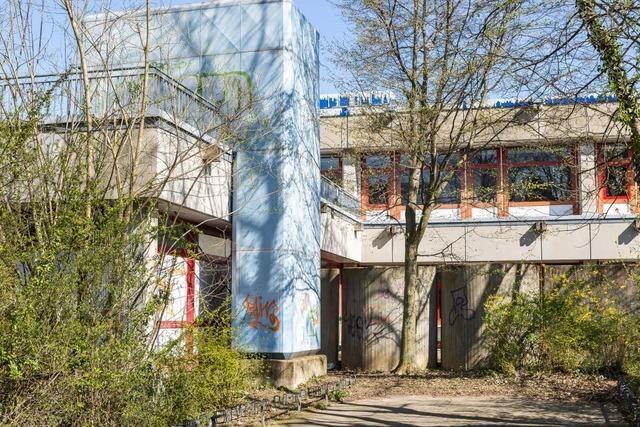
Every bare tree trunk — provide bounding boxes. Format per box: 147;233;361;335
395;153;422;374
397;230;420;374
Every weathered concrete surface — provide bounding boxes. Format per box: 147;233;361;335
320;269;339;369
283;395;624;426
341;267;437;371
270;355;327;390
440;264;540;371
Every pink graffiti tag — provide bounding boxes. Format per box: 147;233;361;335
243;295;281;332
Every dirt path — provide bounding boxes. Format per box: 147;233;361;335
274;372;627;426
283;395;625;426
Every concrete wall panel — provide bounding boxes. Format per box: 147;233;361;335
590;222;640;260
342;266;435;371
541;223;591;261
361;228;395;264
440;264;539;370
321;213;361;262
465;224;541;262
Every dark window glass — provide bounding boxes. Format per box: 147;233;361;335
602;144;629;163
400;154;460;205
434;153;460;169
401;169;460;204
507;147;570;164
435;171;461;204
473;169;498;202
604;165;628;197
321;155;342;186
471;149;499;203
508;166;572;202
366;155;389;169
364;154;391;205
472;149;498;165
367;175;389;204
400;171;411;204
321;156;340;170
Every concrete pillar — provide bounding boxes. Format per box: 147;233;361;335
440;263;539;370
579;142;597;215
320;268;340;368
342;266;436;371
342;152;360;198
231;2;322;361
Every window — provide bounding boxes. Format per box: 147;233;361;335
400;153;461;205
202;159;212;176
364;154;391;206
471;149;499;203
321;155;342;186
598;143;632;199
507;147;573;202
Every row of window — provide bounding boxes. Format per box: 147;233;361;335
320;143;634;211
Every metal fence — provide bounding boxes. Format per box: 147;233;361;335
320;176;360;217
179;377;354;427
0;66;219;132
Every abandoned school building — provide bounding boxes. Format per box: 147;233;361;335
7;0;640;388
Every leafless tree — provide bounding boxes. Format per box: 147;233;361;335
334;0;533;373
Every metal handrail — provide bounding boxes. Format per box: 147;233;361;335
320;176;360;217
0;66;219;131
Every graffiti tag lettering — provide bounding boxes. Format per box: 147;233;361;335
345;309;392;341
345;313;364;341
448;286;476;326
243;294;281;332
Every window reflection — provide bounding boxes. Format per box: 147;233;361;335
400;153;461;205
364;154;391;205
507;147;573;203
599;144;631;199
321;155;342;186
508;166;572;202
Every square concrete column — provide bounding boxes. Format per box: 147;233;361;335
579;142;597;215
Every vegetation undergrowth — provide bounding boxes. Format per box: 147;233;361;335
484;265;640;379
0;108;264;425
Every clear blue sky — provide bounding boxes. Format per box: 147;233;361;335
294;0;348;93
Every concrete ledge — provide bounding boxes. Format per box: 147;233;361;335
270;354;327;390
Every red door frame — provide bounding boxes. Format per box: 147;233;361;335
158;246;197;351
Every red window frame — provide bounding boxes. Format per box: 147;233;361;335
358;146;579;216
596;143;634;203
157;245;197;352
361;153;395;209
505;146;577;208
468;148;502;205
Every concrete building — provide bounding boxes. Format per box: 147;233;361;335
5;0;640;388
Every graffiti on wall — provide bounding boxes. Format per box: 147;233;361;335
345;309;392;341
243;294;281;332
345;313;366;341
448;286;476;326
298;292;320;344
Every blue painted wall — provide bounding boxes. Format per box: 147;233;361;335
88;0;321;357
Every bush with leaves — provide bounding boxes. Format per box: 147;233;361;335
0;104;261;425
484;266;640;375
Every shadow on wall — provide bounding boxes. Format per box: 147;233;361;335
341;266;437;372
440;263;540;371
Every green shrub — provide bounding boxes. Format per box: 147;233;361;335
0;114;263;425
484;268;640;374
